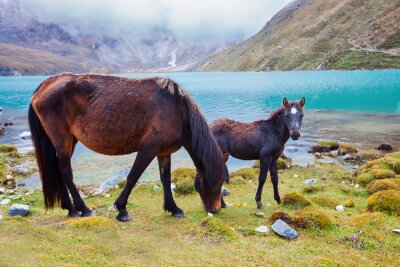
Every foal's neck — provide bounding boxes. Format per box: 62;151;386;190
270;108;290;144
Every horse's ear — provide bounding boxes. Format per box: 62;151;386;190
283;97;289;107
300;97;306;107
223;153;229;163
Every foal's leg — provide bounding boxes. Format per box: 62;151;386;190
269;159;281;204
255;156;272;209
157;155;184;218
115;151;156;222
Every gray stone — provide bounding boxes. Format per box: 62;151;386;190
304;178;317;185
153;184;160;191
0;187;5;194
0;215;3;221
286;146;298;153
255;225;269;234
255;212;266;218
392;229;400;234
13;167;29;175
0;199;11;205
336;205;345;212
8;204;30;217
339;154;352;161
221;186;231;196
271;219;298;239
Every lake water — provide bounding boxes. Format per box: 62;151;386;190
1;70;399;188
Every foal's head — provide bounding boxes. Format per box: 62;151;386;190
282;97;306;140
194;153;229;213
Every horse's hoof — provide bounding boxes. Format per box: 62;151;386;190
81;210;95;217
116;212;132;222
221;201;227;209
275;198;281;205
68;209;82;217
257;201;264;209
172;209;185;218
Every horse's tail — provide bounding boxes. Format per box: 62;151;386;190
155;77;223;188
28;88;63;209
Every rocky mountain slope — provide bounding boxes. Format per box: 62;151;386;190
201;0;400;71
0;0;226;76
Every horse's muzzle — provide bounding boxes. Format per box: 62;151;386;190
291;131;301;140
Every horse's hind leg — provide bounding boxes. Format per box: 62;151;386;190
115;150;156;222
157;155;184;218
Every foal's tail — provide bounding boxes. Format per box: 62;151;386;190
28;92;63;209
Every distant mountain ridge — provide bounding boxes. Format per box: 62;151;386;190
0;0;227;76
201;0;400;71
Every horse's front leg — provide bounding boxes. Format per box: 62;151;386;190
270;159;281;204
255;156;272;209
158;155;184;218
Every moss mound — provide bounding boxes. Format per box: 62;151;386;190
62;216;117;231
0;162;6;181
171;168;196;183
312;141;339;152
356;172;375;187
174;179;195;195
282;192;311;208
338;144;358;155
200;217;236;240
230;168;258;180
367;156;400;174
293;209;333;229
0;144;18;153
367;190;400;215
310;196;338;209
367;179;400;194
229;176;247;185
349;212;386;227
302;185;325;194
369;169;396;179
253;159;288;170
269;211;292;224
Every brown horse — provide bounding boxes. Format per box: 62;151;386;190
28;73;229;222
210;98;305;209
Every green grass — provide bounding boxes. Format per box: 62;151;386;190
328;50;400;70
1;162;399;266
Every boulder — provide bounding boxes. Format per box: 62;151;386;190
8;204;30;216
376;144;393;151
271;219;298;239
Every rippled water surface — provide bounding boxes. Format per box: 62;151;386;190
1;71;399;187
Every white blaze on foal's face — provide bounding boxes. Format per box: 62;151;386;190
291;107;298;115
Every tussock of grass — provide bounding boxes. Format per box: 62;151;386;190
367;179;400;194
338;144;358;155
311;196;338;209
200;217;237;240
230;168;258;180
174;179;195;195
171;168;196;183
0;144;18;153
367;190;400;215
282;192;311;209
302;185;325;194
269;211;292;224
293;208;333;229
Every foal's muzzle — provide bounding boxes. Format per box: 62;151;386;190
291;131;301;140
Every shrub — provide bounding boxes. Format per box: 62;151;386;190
230;168;258;180
171;167;196;183
302;185;325;194
174;179;195;195
282;192;311;208
367;190;400;215
367;179;400;194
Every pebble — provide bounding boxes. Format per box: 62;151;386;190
339;154;352;161
392;229;400;234
286;146;298;153
207;212;213;217
108;205;116;211
304;178;317;185
153;184;160;191
271;219;298;239
0;215;3;221
354;184;360;189
336;205;345;212
255;225;269;234
171;183;176;193
0;187;5;194
255;212;266;218
18;131;31;140
8;204;30;217
293;175;299;178
102;193;110;198
221;186;231;196
0;199;11;205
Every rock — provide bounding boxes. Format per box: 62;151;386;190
102;193;110;198
13;167;29;175
0;199;11;205
314;152;322;159
293;174;299;178
339;154;353;161
330;150;339;157
4;122;13;127
376;144;393;151
221;186;230;196
255;225;269;234
304;178;317;185
0;187;5;194
354;184;360;188
153;184;160;191
108;205;116;211
79;191;88;199
271;219;298;239
255;212;266;218
286;146;298;153
0;214;3;221
392;229;400;234
0;127;5;135
8;204;30;216
336;205;345;212
18;131;31;140
207;212;213;217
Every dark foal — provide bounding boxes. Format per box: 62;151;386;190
210;97;305;209
29;73;228;222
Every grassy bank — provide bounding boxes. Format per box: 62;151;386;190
1;156;399;266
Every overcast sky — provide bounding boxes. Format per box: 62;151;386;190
16;0;292;44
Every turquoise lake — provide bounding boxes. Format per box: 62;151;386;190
0;70;399;187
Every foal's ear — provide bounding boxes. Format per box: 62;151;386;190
223;153;230;163
300;97;306;107
283;97;289;107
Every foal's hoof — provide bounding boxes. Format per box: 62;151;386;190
275;198;281;205
116;211;132;222
256;201;264;209
81;210;95;217
221;201;227;209
68;209;82;217
172;209;185;218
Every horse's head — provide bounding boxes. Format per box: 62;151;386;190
194;153;229;213
282;97;305;140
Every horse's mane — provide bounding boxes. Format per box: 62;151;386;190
155;77;224;188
